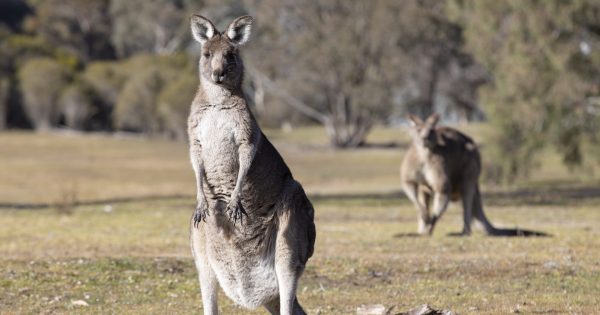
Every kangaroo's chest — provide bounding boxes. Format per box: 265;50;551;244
194;108;242;189
419;158;450;191
197;108;238;151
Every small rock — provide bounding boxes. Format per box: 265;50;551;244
396;304;455;315
18;287;30;295
71;300;89;307
103;205;113;213
357;304;386;315
543;261;558;269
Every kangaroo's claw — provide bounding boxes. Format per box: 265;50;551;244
226;199;247;224
193;203;209;228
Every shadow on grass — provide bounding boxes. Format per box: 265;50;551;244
2;181;599;210
0;194;193;210
447;229;552;237
312;182;600;207
392;232;422;238
393;230;551;238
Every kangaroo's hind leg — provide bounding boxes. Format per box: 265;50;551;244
458;183;477;236
402;181;431;234
190;224;219;315
428;191;450;235
417;186;432;233
274;182;314;315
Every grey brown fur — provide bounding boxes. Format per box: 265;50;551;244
401;113;547;236
187;15;316;315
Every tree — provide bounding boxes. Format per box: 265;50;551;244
18;57;70;130
60;80;96;130
0;78;8;129
109;0;192;58
247;0;406;148
112;54;190;134
245;0;487;147
448;0;600;182
33;0;115;62
157;70;196;141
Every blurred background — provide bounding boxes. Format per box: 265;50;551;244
0;0;598;181
1;1;599;314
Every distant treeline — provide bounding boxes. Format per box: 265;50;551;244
0;0;598;181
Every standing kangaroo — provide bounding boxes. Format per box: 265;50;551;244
187;15;316;315
400;113;546;236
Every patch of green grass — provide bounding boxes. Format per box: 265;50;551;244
1;197;599;314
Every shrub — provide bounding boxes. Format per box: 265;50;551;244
17;57;70;130
157;71;196;141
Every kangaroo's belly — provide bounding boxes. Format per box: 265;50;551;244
204;225;279;309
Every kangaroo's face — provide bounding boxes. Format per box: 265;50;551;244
408;113;440;149
190;15;253;88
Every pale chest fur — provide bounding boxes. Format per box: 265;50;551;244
405;148;447;188
196;107;240;159
190;106;246;199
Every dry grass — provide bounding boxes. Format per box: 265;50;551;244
1;126;599;314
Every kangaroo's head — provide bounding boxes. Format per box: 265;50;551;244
190;15;253;89
408;113;441;149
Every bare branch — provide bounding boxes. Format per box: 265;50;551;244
246;65;330;125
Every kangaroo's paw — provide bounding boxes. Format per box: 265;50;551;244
426;216;438;235
226;198;247;224
193;202;209;228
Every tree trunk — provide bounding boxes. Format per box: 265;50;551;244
0;79;8;130
249;67;374;148
326;93;373;148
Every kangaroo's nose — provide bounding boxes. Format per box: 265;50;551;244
212;69;225;83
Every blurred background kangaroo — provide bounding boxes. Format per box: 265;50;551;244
187;15;316;315
401;113;547;237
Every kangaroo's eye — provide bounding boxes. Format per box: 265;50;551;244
203;52;211;58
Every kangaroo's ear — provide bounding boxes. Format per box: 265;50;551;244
407;114;423;127
426;113;440;127
226;15;254;46
191;15;215;44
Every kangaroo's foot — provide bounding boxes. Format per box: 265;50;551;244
425;216;439;235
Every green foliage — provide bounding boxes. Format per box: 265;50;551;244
448;0;600;182
32;0;114;62
157;70;196;141
60;79;97;130
109;0;190;58
113;54;193;135
17;57;71;130
82;61;127;107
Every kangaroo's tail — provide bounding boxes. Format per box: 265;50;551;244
472;185;550;237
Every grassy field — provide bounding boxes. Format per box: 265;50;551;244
1;126;599;314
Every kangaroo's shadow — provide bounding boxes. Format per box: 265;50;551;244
447;229;552;237
392;232;422;238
